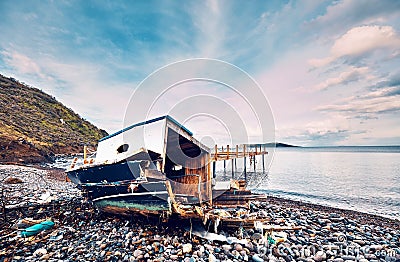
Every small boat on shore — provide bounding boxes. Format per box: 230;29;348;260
67;115;269;228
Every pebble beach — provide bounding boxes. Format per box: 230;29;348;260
1;164;399;262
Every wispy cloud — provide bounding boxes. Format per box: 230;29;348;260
276;116;367;146
309;25;400;67
1;50;46;79
189;0;225;58
307;0;400;36
318;92;400;117
314;66;370;90
372;72;400;90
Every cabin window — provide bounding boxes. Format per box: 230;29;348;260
117;144;129;153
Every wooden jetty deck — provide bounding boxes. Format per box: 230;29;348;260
211;144;268;161
210;144;269;177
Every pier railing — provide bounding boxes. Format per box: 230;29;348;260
210;144;269;179
211;144;268;161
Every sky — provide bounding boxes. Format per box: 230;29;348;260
1;0;400;146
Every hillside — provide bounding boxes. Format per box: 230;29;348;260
250;142;299;148
0;73;108;163
273;142;299;147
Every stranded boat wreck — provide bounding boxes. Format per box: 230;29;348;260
67;115;270;228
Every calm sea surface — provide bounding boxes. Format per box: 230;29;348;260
254;147;400;220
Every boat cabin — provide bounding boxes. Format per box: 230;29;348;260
94;115;213;204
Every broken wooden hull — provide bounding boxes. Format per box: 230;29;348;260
82;181;170;215
67;161;171;215
82;181;167;200
94;192;171;216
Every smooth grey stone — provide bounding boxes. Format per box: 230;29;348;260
252;254;264;262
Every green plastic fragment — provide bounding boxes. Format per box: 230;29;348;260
20;220;55;237
267;234;275;244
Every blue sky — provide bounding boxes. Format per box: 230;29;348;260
1;0;400;146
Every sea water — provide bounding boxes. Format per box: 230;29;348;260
254;147;400;220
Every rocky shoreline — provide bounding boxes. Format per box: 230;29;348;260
1;164;399;261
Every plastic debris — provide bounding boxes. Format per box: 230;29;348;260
38;191;56;204
187;224;248;244
20;220;55;237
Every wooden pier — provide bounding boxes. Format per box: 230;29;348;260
210;144;268;177
211;144;268;161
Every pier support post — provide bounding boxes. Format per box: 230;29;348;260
231;159;234;178
223;160;226;173
83;145;87;164
243;144;247;182
262;145;265;173
244;157;247;181
213;161;216;178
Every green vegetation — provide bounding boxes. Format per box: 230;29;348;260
0;74;108;163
